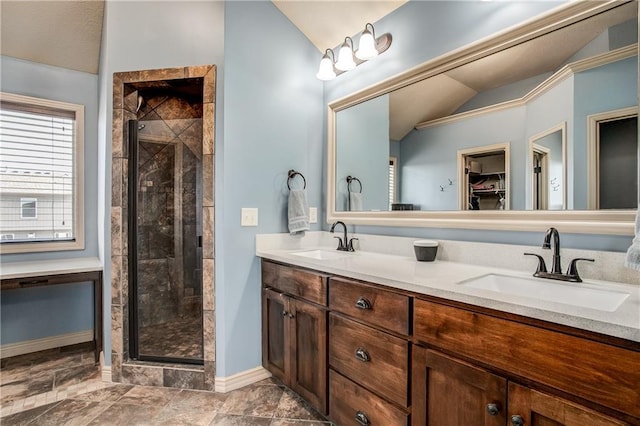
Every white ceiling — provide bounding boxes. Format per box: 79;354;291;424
0;0;404;75
272;1;407;52
0;0;104;74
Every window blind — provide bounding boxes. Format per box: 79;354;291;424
0;104;75;243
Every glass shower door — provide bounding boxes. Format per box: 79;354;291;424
129;117;203;364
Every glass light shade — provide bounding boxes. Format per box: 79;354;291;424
356;30;378;60
335;43;356;71
316;55;336;80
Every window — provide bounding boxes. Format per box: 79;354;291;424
389;157;398;211
0;92;84;253
20;198;37;219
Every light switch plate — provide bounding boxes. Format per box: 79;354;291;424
241;208;258;226
309;207;318;224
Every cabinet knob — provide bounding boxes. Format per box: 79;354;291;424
511;415;524;426
288;313;294;319
355;297;372;310
354;347;371;362
281;310;288;317
355;410;370;426
486;403;500;416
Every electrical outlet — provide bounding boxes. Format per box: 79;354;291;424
241;208;258;226
309;207;318;224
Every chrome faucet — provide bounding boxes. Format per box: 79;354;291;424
330;221;357;252
524;227;594;283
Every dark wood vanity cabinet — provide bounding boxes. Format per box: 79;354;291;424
413;298;640;425
507;382;629;426
412;347;507;426
412;346;629;426
261;261;640;425
328;277;411;426
261;261;329;415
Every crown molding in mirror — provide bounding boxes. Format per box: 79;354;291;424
326;0;638;236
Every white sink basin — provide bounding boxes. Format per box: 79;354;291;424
290;249;350;260
458;273;630;312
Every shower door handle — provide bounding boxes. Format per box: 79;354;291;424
198;236;202;248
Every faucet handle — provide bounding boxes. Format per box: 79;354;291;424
566;258;594;282
347;237;359;252
333;236;346;250
524;253;548;275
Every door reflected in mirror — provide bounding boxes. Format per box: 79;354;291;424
590;110;638;209
529;123;566;211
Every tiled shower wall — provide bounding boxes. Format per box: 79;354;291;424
111;65;216;390
136;98;202;330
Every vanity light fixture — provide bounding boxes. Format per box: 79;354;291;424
355;23;378;60
316;23;392;81
336;37;357;71
316;49;337;81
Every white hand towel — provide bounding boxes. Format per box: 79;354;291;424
624;207;640;270
288;189;309;236
349;192;363;211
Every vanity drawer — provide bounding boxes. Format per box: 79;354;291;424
329;277;409;335
330;370;409;426
262;261;328;305
413;298;640;420
329;313;409;407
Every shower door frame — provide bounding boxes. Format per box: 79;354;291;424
127;120;204;365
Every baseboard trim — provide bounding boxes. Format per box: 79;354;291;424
214;366;272;393
101;366;112;382
0;330;93;359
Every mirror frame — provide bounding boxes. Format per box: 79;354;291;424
327;0;637;235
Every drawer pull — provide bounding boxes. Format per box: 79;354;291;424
354;347;370;362
355;411;370;426
355;297;372;310
511;415;524;426
486;403;500;416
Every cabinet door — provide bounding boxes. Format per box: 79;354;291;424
507;382;630;426
412;346;507;426
289;298;328;415
262;288;290;384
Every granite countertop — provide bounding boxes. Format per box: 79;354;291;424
257;246;640;343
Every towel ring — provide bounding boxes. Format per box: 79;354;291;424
347;176;362;193
287;170;306;190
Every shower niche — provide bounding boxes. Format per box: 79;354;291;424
111;66;215;388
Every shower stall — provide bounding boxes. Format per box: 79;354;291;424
127;83;204;364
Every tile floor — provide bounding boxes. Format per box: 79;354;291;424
139;315;203;360
1;345;332;425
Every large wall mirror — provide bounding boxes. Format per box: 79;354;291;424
328;0;638;235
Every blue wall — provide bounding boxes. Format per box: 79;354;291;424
220;1;323;377
0;57;99;344
323;0;634;252
573;57;638;209
400;106;525;210
336;95;389;211
97;0;225;366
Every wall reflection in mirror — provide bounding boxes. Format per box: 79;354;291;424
335;2;638;212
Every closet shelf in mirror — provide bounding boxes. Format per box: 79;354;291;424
469;171;505;176
472;189;505;194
